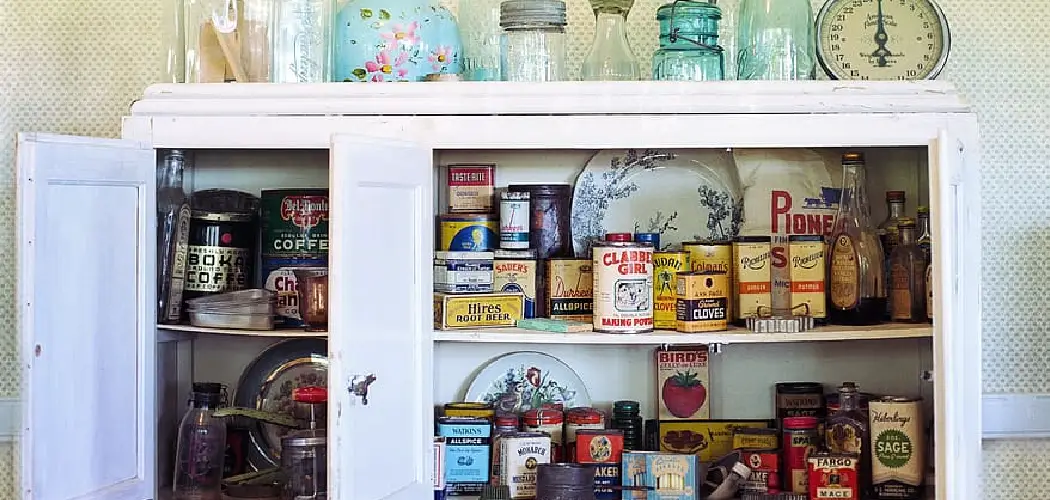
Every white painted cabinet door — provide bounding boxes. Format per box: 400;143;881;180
328;135;434;500
17;133;157;500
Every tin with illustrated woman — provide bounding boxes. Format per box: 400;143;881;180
592;239;654;334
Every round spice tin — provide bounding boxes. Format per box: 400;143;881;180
437;214;498;252
592;241;654;334
499;191;531;250
524;407;565;462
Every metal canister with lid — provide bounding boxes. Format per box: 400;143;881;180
564;407;605;460
185;212;257;301
775;382;826;428
524;407;565;462
592;234;654;334
782;416;820;495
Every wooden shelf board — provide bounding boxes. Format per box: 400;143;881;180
432;323;932;345
156;324;328;338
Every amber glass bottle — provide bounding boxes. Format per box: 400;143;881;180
889;218;927;322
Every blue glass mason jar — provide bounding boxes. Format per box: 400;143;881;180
652;1;725;82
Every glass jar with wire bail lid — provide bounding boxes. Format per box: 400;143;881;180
652;0;726;81
500;0;569;82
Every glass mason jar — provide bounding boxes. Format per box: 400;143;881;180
459;0;503;81
580;0;641;81
652;0;725;82
500;0;569;82
269;0;330;82
736;0;815;80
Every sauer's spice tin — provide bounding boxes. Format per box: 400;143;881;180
734;236;773;322
870;397;925;500
260;189;329;256
683;241;734;322
592;241;654;334
675;271;729;333
438;214;499;252
653;251;689;329
446;164;495;214
788;235;826;319
494;250;538;318
546;258;593;322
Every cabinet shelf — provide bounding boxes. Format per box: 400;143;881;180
432;323;932;345
156;324;328;338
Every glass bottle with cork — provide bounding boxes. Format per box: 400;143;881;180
889;218;927;322
878;190;907;318
827;152;886;325
824;382;871;496
158;150;193;324
917;206;933;323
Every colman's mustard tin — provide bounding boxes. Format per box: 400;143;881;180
434;292;524;330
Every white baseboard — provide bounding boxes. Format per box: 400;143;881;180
0;398;19;443
982;393;1050;439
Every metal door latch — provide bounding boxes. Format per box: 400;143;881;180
350;374;377;405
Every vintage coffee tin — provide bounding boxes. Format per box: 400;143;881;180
437;417;493;497
444;402;495;420
788;235;826;319
438;214;498;252
734;236;773;322
653;251;689;329
446;164;495;214
870;397;924;500
494;250;538;318
807;453;859;500
499;191;531;250
592;241;654;334
546;258;593;322
434;251;494;294
675;271;729;333
498;432;551;499
261;256;329;327
185;210;256;301
783;416;820;494
683;241;734;320
260;189;329;257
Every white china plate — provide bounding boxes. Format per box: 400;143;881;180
464;351;590;413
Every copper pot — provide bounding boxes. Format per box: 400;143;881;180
292;269;328;331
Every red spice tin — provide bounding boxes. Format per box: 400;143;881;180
807;453;859;500
740;449;780;494
574;429;624;464
524;408;565;462
605;233;633;242
565;407;605;461
782;416;820;494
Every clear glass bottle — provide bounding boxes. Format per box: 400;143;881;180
500;0;568;82
916;206;932;261
164;0;187;82
825;382;871;495
827;152;886;326
580;0;640;81
270;0;330;82
241;0;274;82
878;191;906;318
173;383;227;500
158;150;193;325
459;0;504;81
889;218;927;322
652;0;725;82
736;0;815;80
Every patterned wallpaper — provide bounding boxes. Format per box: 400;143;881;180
0;0;1044;497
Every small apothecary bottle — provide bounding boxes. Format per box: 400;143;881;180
500;0;569;82
652;0;726;81
889;218;927;322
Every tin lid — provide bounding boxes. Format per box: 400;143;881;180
507;183;572;197
566;407;604;424
734;235;772;243
886;190;906;201
523;407;564;424
438;214;497;222
876;395;922;403
842;152;866;164
634;232;660;246
605;233;633;242
839;381;860;393
500;0;567;27
445;402;494;411
788;235;825;242
495;249;538;259
783;416;820;429
445;163;496;169
683;239;732;247
501;190;530;200
612;400;640;413
577;428;622;437
191;210;254;222
776;382;824;393
494;413;520;428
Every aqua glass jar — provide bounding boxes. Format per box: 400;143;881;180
652;1;725;82
736;0;815;80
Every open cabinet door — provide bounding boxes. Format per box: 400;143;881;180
928;128;981;500
328;135;434;500
18;133;157;500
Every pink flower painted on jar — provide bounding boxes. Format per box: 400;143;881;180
428;45;454;71
364;49;410;82
380;21;420;48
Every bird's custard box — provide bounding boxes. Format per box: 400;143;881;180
434;292;524;330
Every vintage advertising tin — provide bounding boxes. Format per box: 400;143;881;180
776;382;826;428
500;191;531;250
434;292;525;330
444;402;496;420
446;164;496;214
740;450;780;494
565;408;605;460
438;214;499;252
185;210;256;300
656;346;710;420
576;429;623;499
434;437;447;494
437;417;493;497
653;251;689;329
675;271;729;333
734;236;773;322
592;241;655;333
494;250;538;319
523;408;565;462
498;432;551;499
683;241;734;320
635;232;661;249
807;453;860;500
733;428;779;451
782;416;821;494
260;189;329;256
646;453;699;500
490;414;525;486
261;256;328;327
547;258;593;322
658;420;773;463
870;397;925;499
434;251;495;294
788;235;826;319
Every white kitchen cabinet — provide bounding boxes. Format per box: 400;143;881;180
18;81;981;500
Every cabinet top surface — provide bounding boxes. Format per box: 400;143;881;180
132;81;970;117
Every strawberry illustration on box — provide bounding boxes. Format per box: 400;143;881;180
656;346;711;420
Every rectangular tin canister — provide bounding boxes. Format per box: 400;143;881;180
498;432;551;500
546;258;593;322
807;453;859;500
653;251;689;329
789;235;826;319
675;271;729;333
494;250;538;318
576;429;624;500
658;420;773;463
683;241;734;321
734;236;773;322
434;437;447;496
437;417;493;497
870;397;925;499
446;164;496;214
434;251;494;293
260;189;329;256
645;453;699;500
434;292;525;330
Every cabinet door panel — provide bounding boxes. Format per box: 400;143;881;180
17;133;156;500
328;135;434;500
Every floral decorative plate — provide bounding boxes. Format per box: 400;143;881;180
233;338;328;470
571;149;744;256
465;352;590;413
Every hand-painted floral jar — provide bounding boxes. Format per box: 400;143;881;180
332;0;463;82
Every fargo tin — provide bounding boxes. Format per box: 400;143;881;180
869;397;924;499
653;251;689;329
260;189;329;257
523;408;565;463
498;432;552;499
788;235;826;319
500;191;531;250
782;416;820;495
683;241;734;321
446;164;496;214
807;453;859;500
494;250;538;318
675;271;729;333
592;241;655;334
734;236;773;322
185;210;256;301
438;214;499;252
546;258;593;322
261;256;329;327
444;402;496;420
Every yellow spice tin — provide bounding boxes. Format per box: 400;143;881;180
434;291;524;330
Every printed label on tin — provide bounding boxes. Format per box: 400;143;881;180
741;451;779;493
271;194;329;253
434;293;524;329
439;219;499;252
447;166;495;213
185;246;250;292
656;347;710;420
871;401;924;498
590;464;621;500
686;244;734;320
654;253;688;329
437;419;492;496
494;260;537;318
500;435;550;499
593;247;654;333
646;454;697;496
890;262;913;320
265;267;303;324
499;197;531;250
829;235;859;309
808;455;859;500
735;242;772;319
548;260;593;321
790;240;826;318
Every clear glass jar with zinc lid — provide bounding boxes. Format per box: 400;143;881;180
652;0;726;81
500;0;569;82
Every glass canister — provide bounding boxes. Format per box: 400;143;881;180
500;0;569;82
580;0;641;81
180;0;271;82
269;0;330;82
736;0;816;80
458;0;503;81
173;383;228;500
652;0;725;82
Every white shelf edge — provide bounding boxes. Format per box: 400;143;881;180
981;393;1050;439
156;324;328;338
433;323;932;345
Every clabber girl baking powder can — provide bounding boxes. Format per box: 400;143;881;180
592;237;654;334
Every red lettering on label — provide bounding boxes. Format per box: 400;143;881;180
771;191;835;236
771;247;788;268
657;350;709;363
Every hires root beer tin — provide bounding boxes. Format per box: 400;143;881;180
808;453;860;500
260;189;329;257
524;408;565;462
592;241;655;333
433;292;524;330
734;236;773;322
547;258;593;322
788;235;826;319
683;241;734;321
656;346;710;420
438;214;499;252
782;416;821;495
675;271;729;333
740;449;780;494
653;251;689;329
446;164;495;214
565;408;605;460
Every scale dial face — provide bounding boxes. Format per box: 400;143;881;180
816;0;951;80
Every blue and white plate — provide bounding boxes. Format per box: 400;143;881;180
464;351;590;413
571;149;744;256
